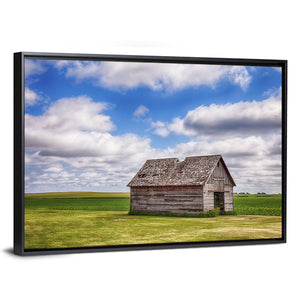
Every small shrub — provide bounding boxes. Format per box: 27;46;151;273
205;207;220;217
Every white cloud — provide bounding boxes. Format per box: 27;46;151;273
227;66;252;90
151;120;170;137
26;95;113;133
153;89;281;138
25;95;164;192
56;60;252;92
25;132;164;193
25;59;46;78
25;131;282;194
165;135;282;194
154;127;170;138
25;87;43;106
54;60;72;69
44;163;64;173
25;96;117;158
25;94;282;194
25;59;48;107
168;136;266;159
133;105;149;117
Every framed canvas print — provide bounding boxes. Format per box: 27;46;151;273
14;52;287;255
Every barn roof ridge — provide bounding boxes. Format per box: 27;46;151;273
144;154;222;164
184;154;222;159
145;157;179;162
127;154;235;187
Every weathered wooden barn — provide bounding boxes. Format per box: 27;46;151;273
127;155;236;215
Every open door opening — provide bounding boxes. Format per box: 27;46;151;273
214;192;224;212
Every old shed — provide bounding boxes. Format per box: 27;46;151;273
127;155;236;215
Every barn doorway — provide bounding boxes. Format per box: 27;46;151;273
214;192;224;212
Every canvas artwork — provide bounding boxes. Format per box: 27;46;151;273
23;57;284;250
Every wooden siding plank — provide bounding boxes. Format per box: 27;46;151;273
130;186;204;214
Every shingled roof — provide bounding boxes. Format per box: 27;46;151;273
127;155;235;187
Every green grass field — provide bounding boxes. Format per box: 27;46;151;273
24;192;282;249
234;194;282;216
25;192;130;211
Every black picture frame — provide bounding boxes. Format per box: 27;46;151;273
14;52;287;256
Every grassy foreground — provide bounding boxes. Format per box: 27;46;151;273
25;209;281;249
24;192;282;249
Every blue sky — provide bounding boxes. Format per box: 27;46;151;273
24;59;282;193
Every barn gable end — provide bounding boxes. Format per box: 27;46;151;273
206;157;236;187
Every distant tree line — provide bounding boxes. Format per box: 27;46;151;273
233;192;266;195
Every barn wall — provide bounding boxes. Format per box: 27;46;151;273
224;184;234;211
203;183;234;212
130;186;203;214
203;183;215;212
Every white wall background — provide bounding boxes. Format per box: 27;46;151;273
0;1;298;299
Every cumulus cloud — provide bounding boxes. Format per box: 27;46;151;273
25;134;164;193
164;135;282;194
151;121;170;137
25;98;161;164
133;105;149;117
25;127;282;194
25;59;46;78
25;93;282;194
44;163;64;173
152;89;281;138
25;59;49;107
25;95;112;158
25;95;166;192
26;95;112;132
168;136;265;159
153;127;170;138
26;135;282;194
55;60;252;92
25;96;117;156
227;66;252;90
25;87;43;106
